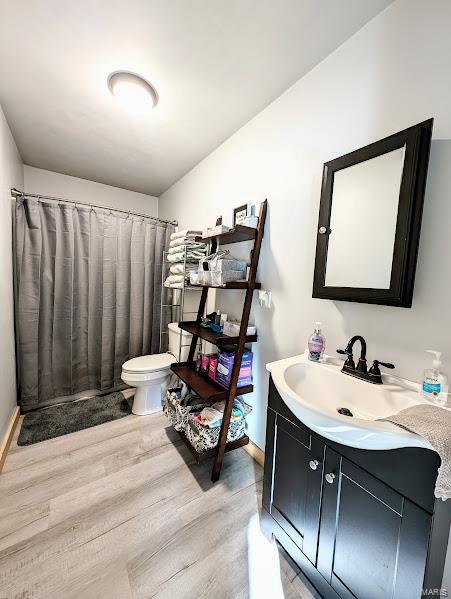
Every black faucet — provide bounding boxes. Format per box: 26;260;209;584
337;335;394;384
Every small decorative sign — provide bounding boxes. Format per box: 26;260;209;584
233;204;249;226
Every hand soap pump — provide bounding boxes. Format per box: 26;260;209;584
421;350;448;406
308;322;326;362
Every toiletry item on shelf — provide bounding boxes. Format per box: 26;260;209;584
201;311;219;331
308;322;326;362
202;225;231;238
242;215;259;228
199;353;215;375
216;349;253;388
208;355;218;381
200;311;227;333
223;320;257;337
421;350;449;405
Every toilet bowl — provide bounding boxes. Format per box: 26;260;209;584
121;353;174;415
121;323;192;415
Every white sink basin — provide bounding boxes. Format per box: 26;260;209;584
267;352;436;451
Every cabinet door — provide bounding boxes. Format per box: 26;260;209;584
317;449;432;599
268;413;325;565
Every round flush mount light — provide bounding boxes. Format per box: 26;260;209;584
108;71;158;112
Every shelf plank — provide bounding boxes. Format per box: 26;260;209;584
176;427;249;463
189;281;261;290
170;362;253;402
179;321;257;346
195;225;257;245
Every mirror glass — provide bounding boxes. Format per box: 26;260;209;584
325;146;405;289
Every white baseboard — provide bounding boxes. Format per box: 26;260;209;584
244;439;265;467
0;406;20;473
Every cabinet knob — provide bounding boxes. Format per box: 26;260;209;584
325;472;336;484
309;460;319;470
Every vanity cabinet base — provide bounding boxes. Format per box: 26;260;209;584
262;377;450;599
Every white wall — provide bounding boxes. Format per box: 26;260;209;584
0;105;23;440
160;0;451;452
24;166;159;216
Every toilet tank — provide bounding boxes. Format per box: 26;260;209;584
168;322;192;362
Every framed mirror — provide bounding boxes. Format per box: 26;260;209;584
312;119;433;307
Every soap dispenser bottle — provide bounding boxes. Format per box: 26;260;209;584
308;322;326;362
421;350;448;405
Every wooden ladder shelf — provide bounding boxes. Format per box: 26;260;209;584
170;199;267;482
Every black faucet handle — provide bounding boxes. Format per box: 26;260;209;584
337;348;355;370
374;360;395;370
337;348;352;356
369;360;395;378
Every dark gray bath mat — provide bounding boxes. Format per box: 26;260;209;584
17;391;131;446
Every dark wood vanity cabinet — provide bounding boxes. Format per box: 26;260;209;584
262;378;450;599
268;411;325;565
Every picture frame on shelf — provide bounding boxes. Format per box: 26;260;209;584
233;204;249;226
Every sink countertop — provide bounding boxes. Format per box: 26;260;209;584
266;352;447;451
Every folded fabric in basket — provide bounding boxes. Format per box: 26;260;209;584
194;398;249;428
195;406;224;428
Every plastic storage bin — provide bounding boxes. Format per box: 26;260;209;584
198;251;247;287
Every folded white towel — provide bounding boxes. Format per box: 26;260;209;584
171;229;202;240
164;281;184;288
167;252;184;263
164;274;184;284
170;264;185;275
167;248;206;263
169;238;189;248
168;242;206;255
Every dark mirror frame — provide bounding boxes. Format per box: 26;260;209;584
312;119;433;308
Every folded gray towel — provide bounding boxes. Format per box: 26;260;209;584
379;404;451;500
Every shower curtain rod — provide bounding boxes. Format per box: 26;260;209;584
10;188;177;226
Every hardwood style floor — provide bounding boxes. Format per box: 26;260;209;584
0;409;319;599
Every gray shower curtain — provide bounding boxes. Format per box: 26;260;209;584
15;197;173;410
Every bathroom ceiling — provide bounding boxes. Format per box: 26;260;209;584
0;0;393;196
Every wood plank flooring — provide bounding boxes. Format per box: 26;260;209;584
0;410;319;598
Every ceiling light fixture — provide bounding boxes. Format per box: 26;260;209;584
108;71;158;112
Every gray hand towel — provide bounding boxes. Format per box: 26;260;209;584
379;404;451;501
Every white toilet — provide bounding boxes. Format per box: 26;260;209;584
121;323;192;415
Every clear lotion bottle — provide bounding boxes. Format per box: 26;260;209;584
421;350;448;406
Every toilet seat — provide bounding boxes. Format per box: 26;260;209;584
122;353;174;375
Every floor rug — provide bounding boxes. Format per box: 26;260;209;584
17;391;131;446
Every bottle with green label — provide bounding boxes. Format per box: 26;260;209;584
421;350;448;406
